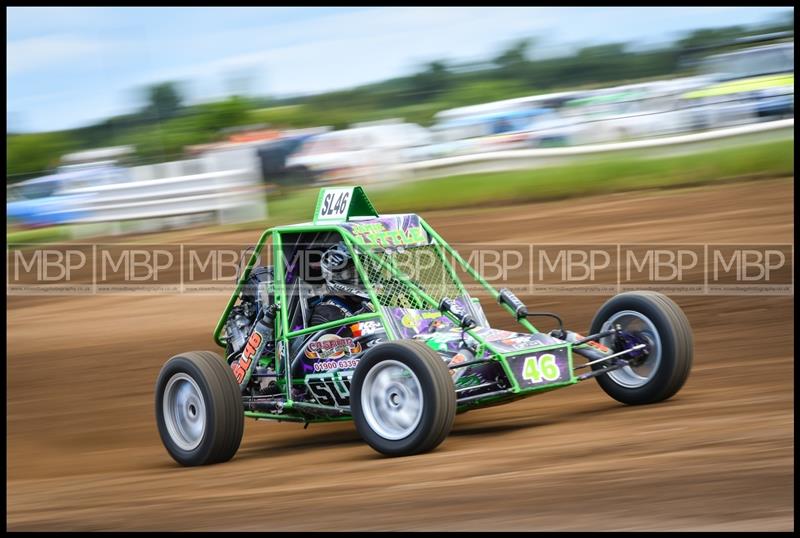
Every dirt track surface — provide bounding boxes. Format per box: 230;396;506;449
7;179;794;531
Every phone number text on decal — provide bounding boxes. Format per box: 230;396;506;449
313;358;360;372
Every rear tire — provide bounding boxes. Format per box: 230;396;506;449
155;351;244;466
351;340;456;456
589;291;693;405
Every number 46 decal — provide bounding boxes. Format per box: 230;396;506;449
522;353;561;383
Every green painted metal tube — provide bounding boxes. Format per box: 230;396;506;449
419;217;540;334
286;312;383;338
213;228;273;347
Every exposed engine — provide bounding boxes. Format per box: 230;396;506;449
225;302;257;357
225;266;274;358
224;266;279;395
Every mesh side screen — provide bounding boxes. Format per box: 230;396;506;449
356;244;463;309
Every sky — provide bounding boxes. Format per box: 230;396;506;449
6;6;793;133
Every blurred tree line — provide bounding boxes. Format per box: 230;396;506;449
7;12;793;182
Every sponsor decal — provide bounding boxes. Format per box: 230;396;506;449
305;334;362;360
306;374;352;406
586;340;610;353
424;331;459;344
455;373;483;388
448;352;467;380
500;335;541;351
349;222;426;247
430;319;448;331
400;310;445;330
231;330;262;384
574;333;610;353
276;340;285;370
313;358;360;372
350;320;382;337
479;328;518;342
364;336;384;348
231;363;246;384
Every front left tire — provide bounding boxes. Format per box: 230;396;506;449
155;351;244;466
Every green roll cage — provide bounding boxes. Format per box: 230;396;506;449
213;188;581;422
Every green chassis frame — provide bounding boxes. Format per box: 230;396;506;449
213;217;593;423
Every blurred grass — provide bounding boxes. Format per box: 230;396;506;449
7;138;793;244
266;138;794;223
6;225;73;245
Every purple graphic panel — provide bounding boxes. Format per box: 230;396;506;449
341;214;430;248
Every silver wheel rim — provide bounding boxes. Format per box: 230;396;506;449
163;373;206;451
360;360;424;441
601;310;662;389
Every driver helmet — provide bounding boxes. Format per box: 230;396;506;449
320;242;369;300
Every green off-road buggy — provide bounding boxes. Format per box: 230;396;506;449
156;186;693;465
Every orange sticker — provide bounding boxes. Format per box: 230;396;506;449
232;331;263;384
231;362;247;384
587;340;610;353
242;332;262;364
